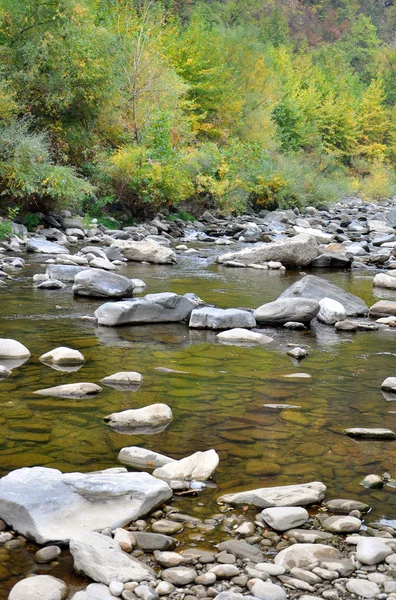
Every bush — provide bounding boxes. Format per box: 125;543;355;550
357;161;396;201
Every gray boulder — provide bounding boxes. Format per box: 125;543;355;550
274;544;341;570
218;481;326;508
73;269;134;298
217;233;319;267
189;307;256;330
369;300;396;318
254;298;319;325
0;467;172;543
9;575;68;600
114;240;176;264
278;275;368;316
26;238;69;254
95;293;197;326
46;264;89;282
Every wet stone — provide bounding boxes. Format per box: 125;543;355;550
151;520;183;535
35;545;61;563
162;567;198;585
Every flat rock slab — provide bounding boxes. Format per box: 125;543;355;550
27;239;69;254
370;300;396;318
114;240;177;264
189;308;256;330
104;404;173;434
34;382;102;398
70;531;154;584
279;274;368;316
346;579;380;599
274;543;341;570
263;404;302;409
325;499;370;514
284;529;333;543
345;428;396;440
100;371;143;390
218;481;326;508
261;507;309;531
0;466;172;543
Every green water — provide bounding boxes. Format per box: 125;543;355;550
1;247;396;595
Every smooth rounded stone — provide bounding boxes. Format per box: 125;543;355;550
312;566;338;580
370;300;396;318
9;575;68;600
234;522;255;536
0;365;11;378
317;297;346;325
361;474;383;489
322;515;362;533
113;239;176;264
345;428;396;440
114;528;135;552
261;507;309;532
346;578;380;598
109;582;125;597
152;520;183;535
254;298;319;325
386;554;396;565
133;532;176;551
73;269;134;298
216;329;273;344
255;564;285;576
334;320;358;331
162;567;198;585
209;565;240;578
320;559;355;577
37;279;66;289
0;338;30;359
356;538;393;565
39;347;85;365
190;308;256;331
374;273;396;290
216;540;263;563
381;377;396;394
274;544;341;570
283;322;306;330
154;550;186;567
27;238;69;254
287;347;308;360
196;572;217;585
118;447;174;470
100;372;143;390
46;264;89;281
219;482;326;508
153;449;218;482
134;585;158;600
290;567;321;585
35;545;62;563
155;581;175;596
0;467;172;544
84;583;113;599
70;532;154;584
250;580;286;600
130;278;147;289
90;257;116;270
34;382;102;399
325;499;370;514
104;404;173;434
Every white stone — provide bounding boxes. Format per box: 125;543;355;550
382;377;396;393
105;404;173;433
161;567;197;585
86;583;113;599
317;297;346;325
274;544;341;570
293;226;333;244
70;531;154;584
217;329;273;344
113;240;176;264
118;447;174;469
374;273;396;290
9;575;68;600
109;581;124;596
190;308;256;330
156;582;175;596
90;258;116;271
0;338;30;359
39;347;85;365
356;537;393;565
322;515;361;533
154;550;186;567
153;449;219;481
255;564;285;576
261;507;309;531
0;466;172;543
113;528;135;552
34;382;102;398
100;371;143;389
250;580;286;600
27;239;69;254
218;481;326;508
346;578;380;598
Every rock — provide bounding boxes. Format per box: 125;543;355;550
216;329;273;344
293;226;333;244
90;257;116;270
70;531;154;584
154;550;185;567
373;273;396;290
356;538;393;565
0;466;172;543
95;293;197;326
254;298;319;325
0;339;30;359
250;580;286;600
113;240;176;264
114;528;135;552
153;450;219;481
39;347;85;365
382;377;396;393
317;298;346;325
287;347;308;360
218;482;326;508
162;567;198;585
278;274;368;316
104;404;173;434
35;545;62;563
325;499;370;514
118;447;174;469
345;428;396;440
263;404;302;409
217;233;319;268
261;507;309;531
360;474;383;489
156;582;175;596
322;515;361;533
73;269;134;298
369;300;396;318
217;540;263;562
133;532;176;551
27;239;69;254
37;279;66;289
346;579;380;598
189;308;256;330
274;543;341;570
209;564;240;578
34;382;102;398
9;575;68;600
284;529;333;543
151;520;183;535
255;564;285;576
311;251;352;268
109;582;125;597
46;264;89;281
0;365;11;378
100;372;143;389
334;320;358;331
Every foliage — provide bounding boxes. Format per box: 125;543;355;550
0;219;11;239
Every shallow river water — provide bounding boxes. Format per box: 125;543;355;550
1;245;396;596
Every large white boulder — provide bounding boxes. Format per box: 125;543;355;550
73;269;134;298
274;543;341;570
9;575;68;600
114;240;176;264
34;382;102;398
218;481;326;508
153;450;219;481
95;293;197;326
39;347;85;365
261;507;309;531
104;404;173;433
0;467;172;543
317;297;346;325
189;308;256;330
0;338;30;359
70;531;154;584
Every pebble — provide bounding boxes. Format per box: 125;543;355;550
162;567;198;585
35;545;61;563
109;581;125;597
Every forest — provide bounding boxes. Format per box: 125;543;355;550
0;0;395;224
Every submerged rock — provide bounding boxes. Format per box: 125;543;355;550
34;382;102;398
100;371;143;389
217;328;273;344
0;466;172;543
345;428;396;440
104;404;173;433
153;449;219;481
218;481;326;508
